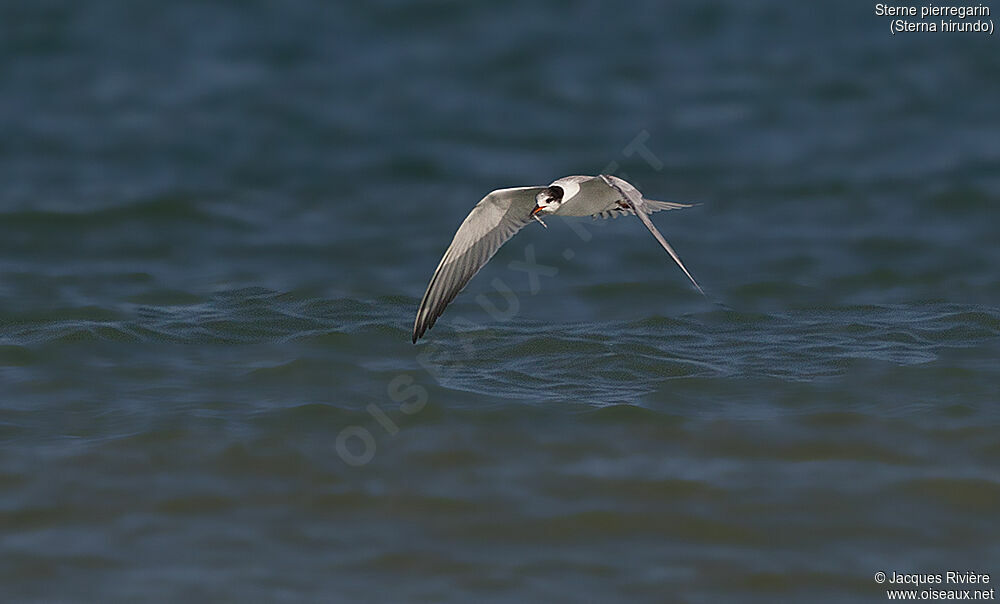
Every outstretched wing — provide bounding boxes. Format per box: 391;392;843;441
412;186;544;342
598;175;705;295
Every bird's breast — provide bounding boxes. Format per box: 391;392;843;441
556;189;623;216
555;197;616;216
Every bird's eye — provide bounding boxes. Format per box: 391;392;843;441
547;185;564;202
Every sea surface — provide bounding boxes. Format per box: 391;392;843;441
2;1;999;602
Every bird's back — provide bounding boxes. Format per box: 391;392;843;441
553;175;631;217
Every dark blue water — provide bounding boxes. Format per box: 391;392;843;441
2;1;999;602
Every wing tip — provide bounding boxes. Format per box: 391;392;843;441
412;315;428;343
412;307;439;343
412;309;425;343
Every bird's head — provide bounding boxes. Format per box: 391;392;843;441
531;185;564;217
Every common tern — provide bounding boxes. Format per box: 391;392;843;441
412;174;703;342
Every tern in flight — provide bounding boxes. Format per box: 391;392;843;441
412;174;703;342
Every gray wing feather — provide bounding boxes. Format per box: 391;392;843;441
632;202;705;295
412;187;544;342
598;175;705;295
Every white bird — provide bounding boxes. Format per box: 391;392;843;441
412;174;703;342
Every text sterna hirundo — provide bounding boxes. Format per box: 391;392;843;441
412;174;703;342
